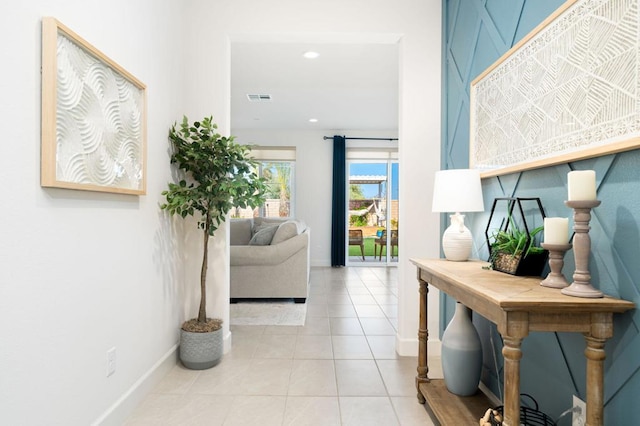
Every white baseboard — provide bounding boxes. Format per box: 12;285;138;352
395;335;442;357
395;335;417;356
96;332;234;425
92;344;178;426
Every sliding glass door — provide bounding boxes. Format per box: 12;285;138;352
347;157;398;265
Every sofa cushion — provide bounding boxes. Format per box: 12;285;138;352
248;224;278;245
230;219;253;245
271;220;301;245
252;223;273;236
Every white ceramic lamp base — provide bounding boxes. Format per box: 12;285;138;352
442;213;472;261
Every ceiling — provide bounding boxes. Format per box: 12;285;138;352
230;42;399;131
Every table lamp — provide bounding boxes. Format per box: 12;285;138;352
432;169;484;261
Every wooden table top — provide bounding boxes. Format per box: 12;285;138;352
411;258;635;316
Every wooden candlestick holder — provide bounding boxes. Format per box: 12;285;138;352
540;243;572;289
562;200;603;298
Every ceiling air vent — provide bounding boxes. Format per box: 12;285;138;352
247;94;272;102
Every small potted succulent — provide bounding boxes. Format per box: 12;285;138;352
485;197;548;277
489;220;545;275
161;116;266;369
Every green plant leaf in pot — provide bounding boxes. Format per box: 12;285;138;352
490;218;544;259
161;115;267;332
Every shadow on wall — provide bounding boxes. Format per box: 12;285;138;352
154;210;185;324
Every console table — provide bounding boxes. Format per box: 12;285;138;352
411;258;634;426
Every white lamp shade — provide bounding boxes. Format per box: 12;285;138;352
432;169;484;213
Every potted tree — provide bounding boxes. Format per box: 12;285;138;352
161;116;266;369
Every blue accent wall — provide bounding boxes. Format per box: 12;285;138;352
442;1;640;423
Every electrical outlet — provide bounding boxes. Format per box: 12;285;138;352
106;347;116;377
572;395;586;426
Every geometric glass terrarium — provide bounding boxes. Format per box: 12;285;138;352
485;197;549;277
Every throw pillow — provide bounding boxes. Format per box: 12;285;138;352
270;221;300;245
252;223;274;237
249;224;278;245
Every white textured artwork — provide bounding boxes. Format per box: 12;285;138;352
41;17;146;195
55;32;144;190
471;0;640;174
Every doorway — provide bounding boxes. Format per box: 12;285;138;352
347;157;399;265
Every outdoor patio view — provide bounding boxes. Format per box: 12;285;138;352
348;161;399;264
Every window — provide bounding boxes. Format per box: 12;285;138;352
260;161;295;218
232;147;296;219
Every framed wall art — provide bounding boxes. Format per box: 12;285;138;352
470;0;640;178
41;17;147;194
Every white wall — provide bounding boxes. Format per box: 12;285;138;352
184;0;443;357
0;1;187;424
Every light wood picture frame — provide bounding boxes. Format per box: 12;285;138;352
470;0;640;178
41;17;147;194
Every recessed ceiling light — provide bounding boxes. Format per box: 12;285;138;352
309;118;318;123
303;51;320;59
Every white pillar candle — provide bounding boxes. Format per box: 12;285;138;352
544;217;569;244
567;170;597;201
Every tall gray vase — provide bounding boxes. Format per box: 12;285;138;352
441;302;482;396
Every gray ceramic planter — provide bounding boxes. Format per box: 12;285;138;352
179;327;223;370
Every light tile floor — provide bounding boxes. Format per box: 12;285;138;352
125;266;440;426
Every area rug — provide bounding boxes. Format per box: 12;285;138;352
230;300;307;326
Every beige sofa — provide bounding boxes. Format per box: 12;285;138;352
229;217;310;303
